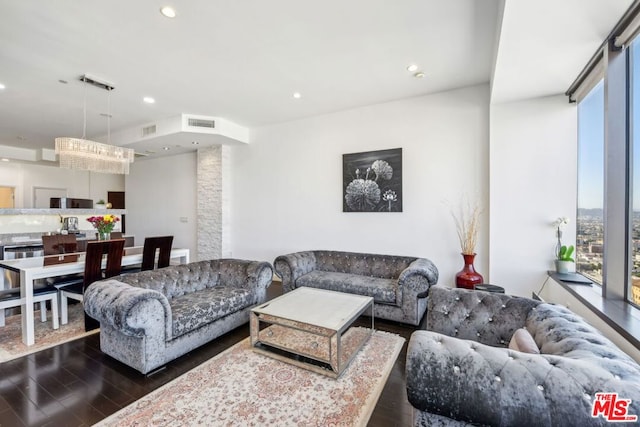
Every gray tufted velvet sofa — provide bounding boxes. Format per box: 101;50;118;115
84;259;273;374
273;250;438;325
406;285;640;426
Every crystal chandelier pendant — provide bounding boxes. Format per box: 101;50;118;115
54;74;134;175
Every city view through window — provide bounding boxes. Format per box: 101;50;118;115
577;39;640;307
576;81;604;285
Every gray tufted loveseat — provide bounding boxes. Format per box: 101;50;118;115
274;250;438;325
84;259;273;374
406;285;640;426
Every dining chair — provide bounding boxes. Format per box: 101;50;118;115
121;235;174;274
59;239;125;330
42;235;59;255
0;286;59;330
42;234;82;291
141;236;174;271
42;234;78;255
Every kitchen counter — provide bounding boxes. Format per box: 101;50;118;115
0;234;135;260
0;210;127;240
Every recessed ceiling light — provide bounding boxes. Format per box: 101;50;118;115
407;64;419;72
143;97;155;104
160;6;176;18
293;92;301;99
1;158;9;162
163;147;171;151
413;72;425;79
0;83;5;90
192;141;199;145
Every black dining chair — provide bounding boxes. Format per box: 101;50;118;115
141;236;174;271
59;239;125;331
42;234;78;255
122;236;174;274
42;234;82;290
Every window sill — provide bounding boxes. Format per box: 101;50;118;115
547;272;640;351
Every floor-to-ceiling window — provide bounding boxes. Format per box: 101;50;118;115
577;81;604;284
630;37;640;307
569;3;640;310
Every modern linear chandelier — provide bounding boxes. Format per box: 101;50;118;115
55;74;134;175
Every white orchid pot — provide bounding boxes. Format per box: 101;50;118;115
555;260;574;274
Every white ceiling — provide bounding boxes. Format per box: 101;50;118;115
491;0;632;104
0;0;632;162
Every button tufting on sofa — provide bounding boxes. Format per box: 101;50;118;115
273;250;438;325
406;285;640;426
83;259;273;374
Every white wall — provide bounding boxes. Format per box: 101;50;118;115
125;152;197;259
490;95;577;297
0;162;123;208
230;85;490;284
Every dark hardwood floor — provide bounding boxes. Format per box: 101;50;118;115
0;282;424;426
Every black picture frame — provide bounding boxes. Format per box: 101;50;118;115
342;148;402;212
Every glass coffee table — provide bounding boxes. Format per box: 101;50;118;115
249;287;374;378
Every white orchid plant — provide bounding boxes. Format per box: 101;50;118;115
553;216;574;262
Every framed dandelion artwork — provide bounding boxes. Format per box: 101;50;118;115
342;148;402;212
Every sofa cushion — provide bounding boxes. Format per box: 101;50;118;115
296;270;398;304
116;260;221;300
508;328;539;354
313;250;416;279
170;286;254;339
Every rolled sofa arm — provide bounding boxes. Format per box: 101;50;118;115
274;251;317;292
242;260;274;292
398;258;439;298
84;279;172;340
406;330;635;427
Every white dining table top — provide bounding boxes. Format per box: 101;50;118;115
0;246;190;277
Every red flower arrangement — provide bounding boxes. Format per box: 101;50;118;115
87;214;119;235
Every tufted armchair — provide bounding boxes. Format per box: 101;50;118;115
406;285;640;426
84;259;273;374
274;250;439;325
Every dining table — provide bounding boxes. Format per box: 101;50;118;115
0;246;190;346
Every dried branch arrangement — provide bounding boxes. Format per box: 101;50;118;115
451;201;481;255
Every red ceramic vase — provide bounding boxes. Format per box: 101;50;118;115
455;253;483;289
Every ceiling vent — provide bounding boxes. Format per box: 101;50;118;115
188;118;215;128
142;124;157;137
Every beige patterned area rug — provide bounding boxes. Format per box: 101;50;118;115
96;329;404;427
0;304;97;363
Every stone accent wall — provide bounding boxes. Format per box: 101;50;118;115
197;146;230;261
